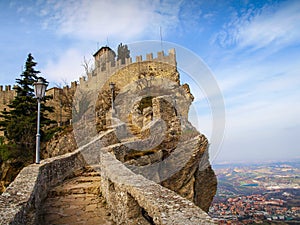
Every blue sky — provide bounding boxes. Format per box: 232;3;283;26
0;0;299;163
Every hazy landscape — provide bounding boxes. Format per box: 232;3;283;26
209;160;300;224
0;1;300;224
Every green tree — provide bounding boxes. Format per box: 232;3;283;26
0;54;53;156
117;43;130;64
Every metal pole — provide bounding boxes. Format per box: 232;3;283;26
60;101;62;126
111;88;115;111
36;98;41;164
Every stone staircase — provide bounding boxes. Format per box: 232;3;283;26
38;166;114;225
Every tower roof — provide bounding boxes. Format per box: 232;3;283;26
93;46;115;57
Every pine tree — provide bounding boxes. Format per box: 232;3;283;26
0;54;53;155
117;43;130;64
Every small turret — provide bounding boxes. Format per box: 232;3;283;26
93;46;116;71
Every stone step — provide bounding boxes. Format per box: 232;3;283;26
48;178;101;197
48;168;102;197
40;168;114;225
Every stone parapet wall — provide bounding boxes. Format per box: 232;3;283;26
0;130;116;224
0;149;86;225
101;150;216;224
0;129;216;224
0;86;15;106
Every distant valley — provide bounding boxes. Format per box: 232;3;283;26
209;160;300;224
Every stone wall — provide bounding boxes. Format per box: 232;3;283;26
0;85;16;112
101;149;216;224
0;81;77;131
0;129;216;224
93;59;183;133
79;49;177;89
0;149;86;225
0;49;177;130
45;81;77;124
0;86;16;136
0;130;115;225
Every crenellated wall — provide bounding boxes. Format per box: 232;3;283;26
0;83;77;128
0;86;17;136
0;129;216;225
78;49;176;89
0;85;16;113
0;48;177;128
46;81;77;124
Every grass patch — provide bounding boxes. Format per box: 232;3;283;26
0;144;19;161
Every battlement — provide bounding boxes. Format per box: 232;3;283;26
78;49;176;87
135;49;176;63
0;86;16;115
0;85;13;92
62;81;77;92
0;48;176;118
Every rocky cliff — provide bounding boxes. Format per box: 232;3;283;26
91;57;217;212
42;127;77;158
0;159;25;193
0;126;77;194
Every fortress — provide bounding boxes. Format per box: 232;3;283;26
0;46;217;224
0;47;177;126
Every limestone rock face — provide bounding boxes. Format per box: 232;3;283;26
159;134;217;212
195;164;218;212
0;159;24;194
93;59;217;212
43;127;77;158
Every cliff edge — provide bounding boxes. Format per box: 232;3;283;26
86;51;218;212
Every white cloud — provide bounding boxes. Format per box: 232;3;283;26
39;0;182;41
33;0;183;86
42;48;85;86
238;1;300;50
214;1;300;51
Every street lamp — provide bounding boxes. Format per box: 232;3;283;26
33;78;47;164
109;82;115;112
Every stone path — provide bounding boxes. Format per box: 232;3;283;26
38;166;114;225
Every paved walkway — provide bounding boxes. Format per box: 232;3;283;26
38;167;114;225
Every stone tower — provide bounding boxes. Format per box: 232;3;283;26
93;46;116;71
